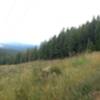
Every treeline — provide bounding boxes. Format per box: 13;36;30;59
1;16;100;64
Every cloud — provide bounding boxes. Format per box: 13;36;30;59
0;0;100;44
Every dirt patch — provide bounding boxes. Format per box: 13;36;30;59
92;91;100;100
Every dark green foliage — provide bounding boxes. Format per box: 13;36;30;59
37;16;100;60
86;39;94;52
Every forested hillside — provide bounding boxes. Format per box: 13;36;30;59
1;16;100;64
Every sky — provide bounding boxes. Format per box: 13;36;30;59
0;0;100;45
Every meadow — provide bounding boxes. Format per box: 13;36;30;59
0;52;100;100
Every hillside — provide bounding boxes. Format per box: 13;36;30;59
0;48;18;56
0;52;100;100
0;43;36;64
0;43;34;51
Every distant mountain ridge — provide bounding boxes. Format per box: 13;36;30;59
0;43;35;51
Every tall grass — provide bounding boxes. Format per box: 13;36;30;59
0;52;100;100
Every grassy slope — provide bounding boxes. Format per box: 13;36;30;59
0;52;100;100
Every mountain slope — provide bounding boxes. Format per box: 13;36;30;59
0;43;35;51
0;43;36;58
0;52;100;100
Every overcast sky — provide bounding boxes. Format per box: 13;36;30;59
0;0;100;45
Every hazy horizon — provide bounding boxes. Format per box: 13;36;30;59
0;0;100;45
